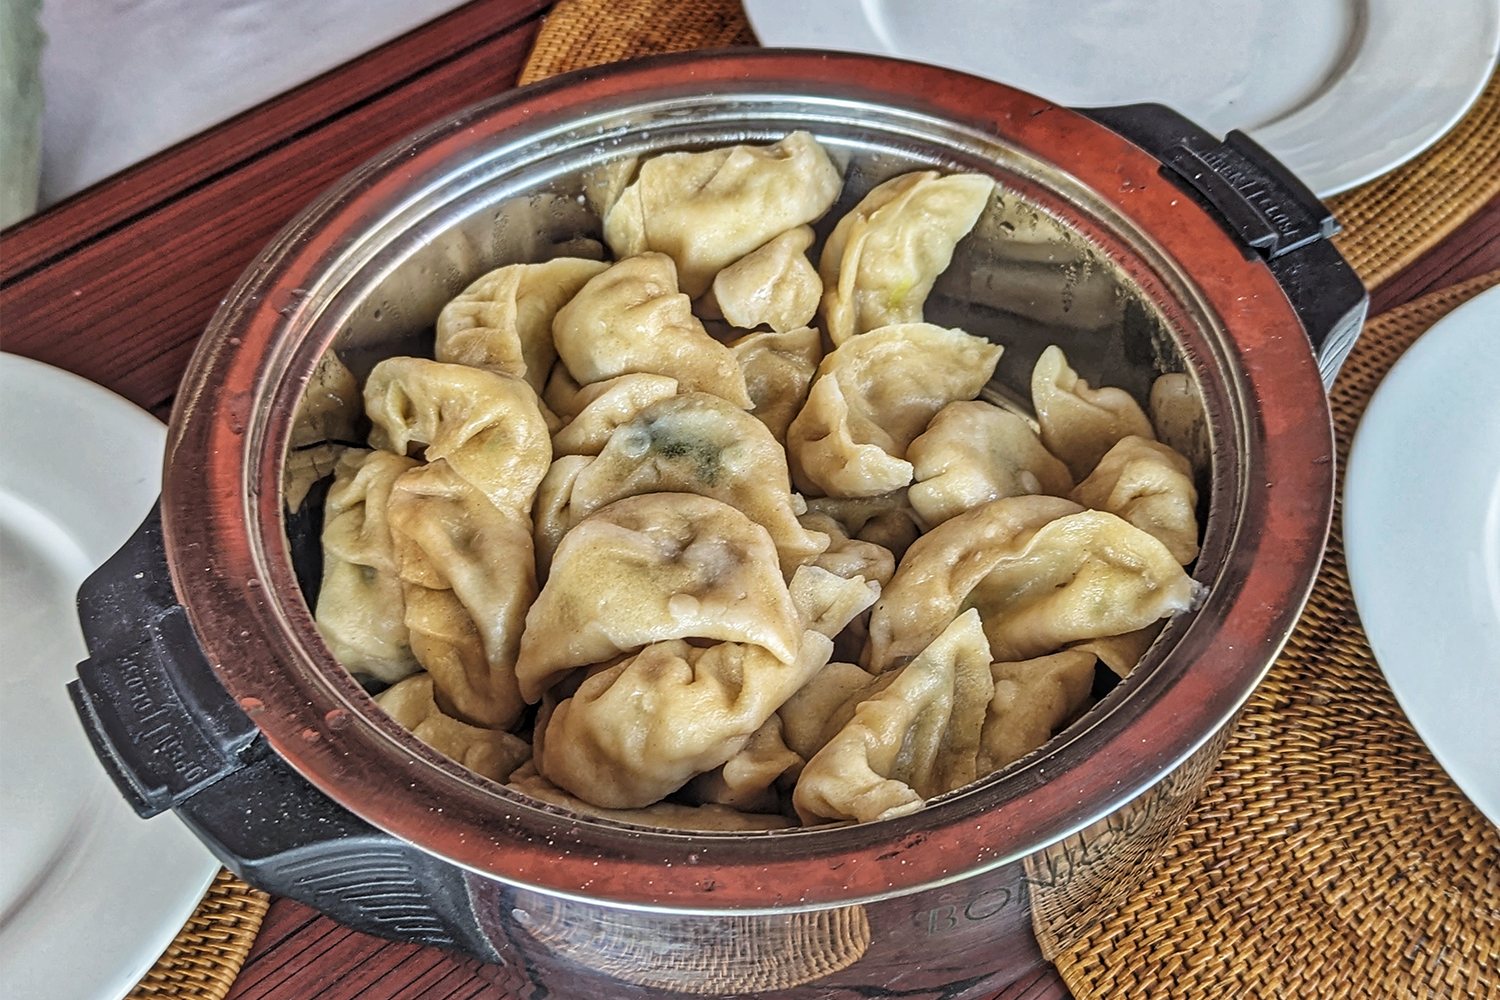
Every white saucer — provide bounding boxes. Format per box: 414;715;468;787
0;354;219;1000
744;0;1500;196
1344;285;1500;825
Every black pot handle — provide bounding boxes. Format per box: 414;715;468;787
1075;103;1368;387
70;504;500;962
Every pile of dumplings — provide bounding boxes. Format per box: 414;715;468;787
303;131;1206;831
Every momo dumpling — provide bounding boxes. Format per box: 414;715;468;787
387;459;537;729
804;490;922;561
907;401;1074;527
788;564;880;641
550;373;679;457
603;131;842;297
680;715;804;813
515;493;804;701
315;448;420;682
978;649;1099;773
778;660;881;761
551;253;753;407
1071;435;1199;564
1074;625;1162;679
533;393;829;577
364;357;552;514
376;673;532;782
787;323;1003;498
820;171;993;345
709;225;821;332
1031;346;1155;481
731;325;822;443
537;632;832;809
800;512;896;589
508;762;792;831
867;496;1200;671
794;610;994;824
286;350;362;511
434;258;609;395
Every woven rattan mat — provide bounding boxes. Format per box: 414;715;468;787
126;870;269;1000
519;0;1500;291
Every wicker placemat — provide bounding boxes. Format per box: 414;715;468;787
126;870;270;1000
519;0;1500;291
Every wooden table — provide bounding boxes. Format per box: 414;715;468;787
2;2;1495;998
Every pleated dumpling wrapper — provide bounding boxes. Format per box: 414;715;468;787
602;131;843;297
533;562;873;810
730;325;822;444
364;358;552;728
376;673;532;782
514;493;806;702
679;715;806;812
533;392;829;577
550;373;679;457
315;448;420;683
1031;345;1156;482
820;171;993;345
1071;435;1199;564
978;648;1099;773
794;609;995;824
786;323;1003;498
866;495;1201;672
551;252;754;407
708;225;821;333
906;400;1074;528
508;762;792;831
434;257;608;396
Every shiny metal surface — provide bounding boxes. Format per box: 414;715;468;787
160;51;1334;995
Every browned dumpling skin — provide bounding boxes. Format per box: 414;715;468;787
508;762;792;831
907;400;1074;528
515;493;804;702
537;632;833;809
387;459;538;729
709;225;821;333
434;258;609;396
978;649;1098;773
866;496;1201;671
1031;345;1155;481
794;610;994;824
550;373;679;457
731;325;822;444
603;131;843;297
786;323;1004;498
551;254;754;407
819;171;993;345
375;673;532;782
315;448;420;683
364;357;552;514
532;392;829;578
1071;435;1199;564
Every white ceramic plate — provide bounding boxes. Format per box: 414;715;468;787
1344;285;1500;825
0;355;219;1000
744;0;1500;196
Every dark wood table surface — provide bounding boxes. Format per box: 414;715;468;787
2;2;1495;998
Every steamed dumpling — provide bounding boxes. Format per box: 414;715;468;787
434;257;609;395
550;373;680;457
387;459;538;729
709;225;821;332
907;400;1073;527
603;131;843;297
376;673;532;782
532;392;829;577
778;660;881;761
1031;345;1155;481
515;493;804;701
286;350;362;512
551;253;753;407
731;325;822;443
1071;435;1199;564
866;496;1201;671
315;448;420;682
794;609;994;824
679;715;804;812
536;632;832;809
364;357;553;514
508;762;792;831
819;171;993;345
978;650;1099;773
786;323;1003;497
